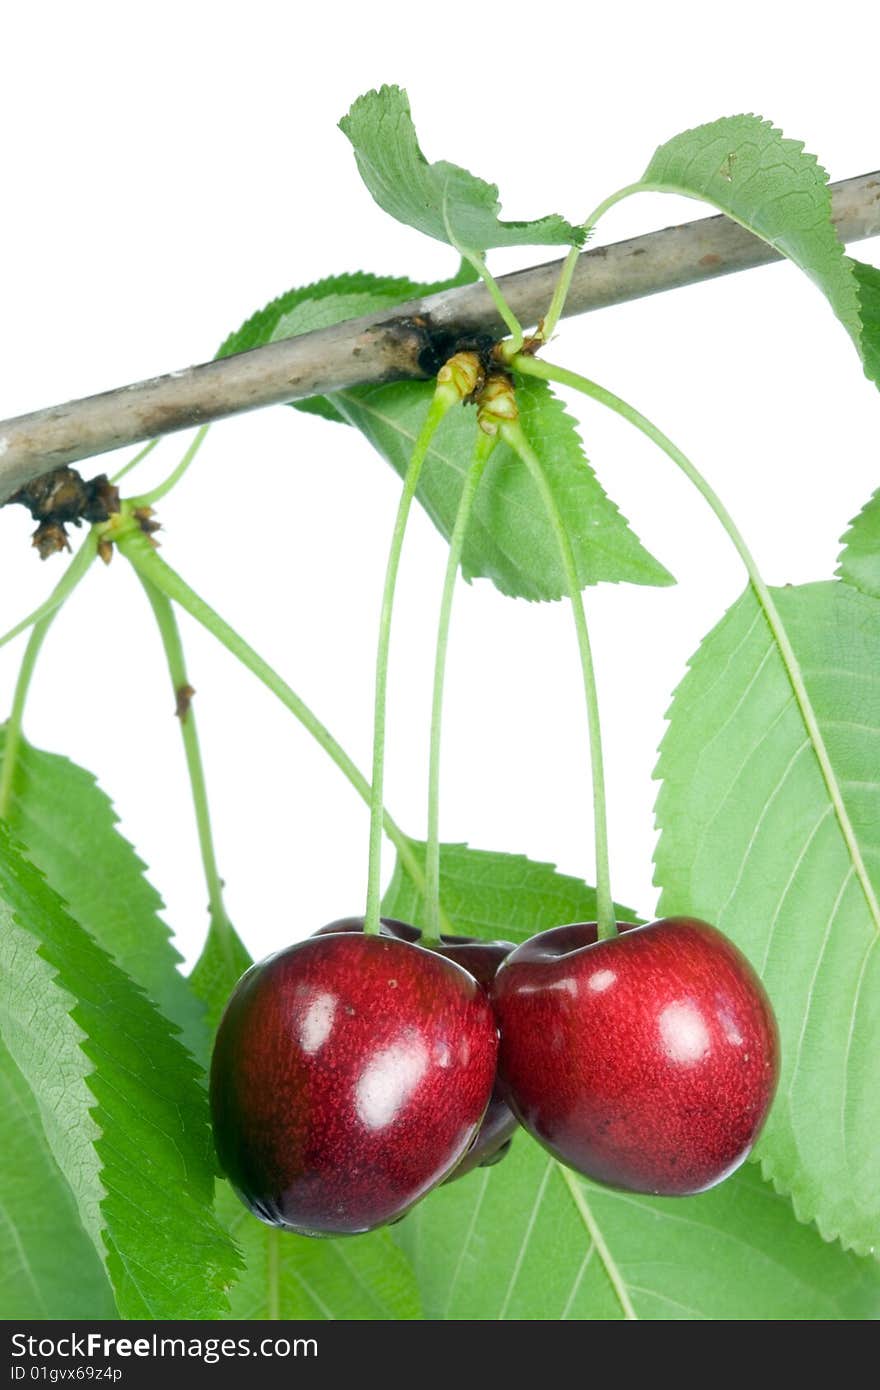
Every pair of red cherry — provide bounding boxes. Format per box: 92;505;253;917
210;915;779;1236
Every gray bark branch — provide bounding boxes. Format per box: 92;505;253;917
1;171;878;502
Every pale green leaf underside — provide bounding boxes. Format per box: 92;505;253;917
188;916;253;1032
0;729;208;1063
217;1184;421;1321
640;116;869;375
340;85;583;254
850;257;880;388
837;470;880;600
397;1136;880;1319
0;1036;116;1319
382;840;641;942
336;375;673;600
0;826;241;1318
654;581;880;1255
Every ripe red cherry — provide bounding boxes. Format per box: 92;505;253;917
211;930;499;1235
491;918;779;1196
317;918;518;1178
432;939;518;1179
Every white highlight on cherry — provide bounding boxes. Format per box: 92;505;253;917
299;992;337;1054
356;1037;428;1130
658;1001;711;1064
588;968;616;993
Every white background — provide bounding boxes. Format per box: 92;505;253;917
1;2;878;970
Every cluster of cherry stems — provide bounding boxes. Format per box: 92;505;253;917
1;279;782;1240
209;347;779;1236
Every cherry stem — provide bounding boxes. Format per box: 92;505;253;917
128;425;210;508
514;352;880;933
423;429;497;946
110;437;161;485
0;532;98;658
461;250;525;352
0;623;52;823
499;418;617;940
540;183;644;343
135;573;233;948
364;384;459;937
115;529;452;931
0;533;98;820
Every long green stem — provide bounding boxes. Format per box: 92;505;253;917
130;426;210;508
135;573;231;939
110;437;160;485
0;621;52;820
514;353;880;933
0;533;98;818
364;386;457;936
499;418;616;938
0;533;97;655
541;183;645;343
461;250;525;351
116;529;450;928
423;430;497;945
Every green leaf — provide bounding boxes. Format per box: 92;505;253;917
639;116;872;379
340;86;583;255
396;1135;880;1319
0;729;208;1063
0;1036;116;1319
217;271;422;360
217;1185;421;1320
837;474;880;599
218;266;477;360
217;265;476;423
0;824;241;1317
851;258;880;388
219;274;671;598
336;374;673;599
218;272;422;424
188;917;252;1032
189;926;423;1320
654;580;880;1255
383;840;641;942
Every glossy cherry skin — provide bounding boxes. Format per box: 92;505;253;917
491;918;779;1196
317;918;518;1178
211;931;498;1235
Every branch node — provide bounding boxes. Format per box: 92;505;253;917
6;467;119;560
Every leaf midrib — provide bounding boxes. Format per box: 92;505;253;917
756;587;880;939
556;1162;638;1321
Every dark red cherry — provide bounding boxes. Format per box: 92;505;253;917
491;918;779;1196
316;918;518;1178
431;939;518;1179
314;916;421;942
211;931;498;1235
